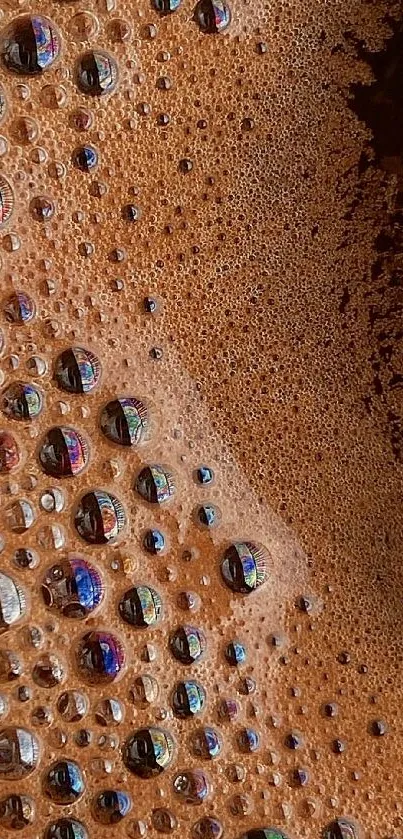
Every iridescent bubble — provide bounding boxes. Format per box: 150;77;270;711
44;760;85;804
173;769;210;805
135;464;175;504
100;397;148;447
39;426;89;478
0;431;20;473
170;625;206;665
240;831;290;839
192;727;222;760
195;465;214;485
74;490;126;544
220;542;268;594
45;818;88;839
72;145;98;172
76;50;118;96
0;794;35;830
3;292;35;323
2;382;42;420
323;819;360;839
54;346;101;394
192;817;223;839
143;529;165;554
172;681;206;718
195;503;220;528
41;557;104;618
119;585;163;628
238;728;260;753
32;655;65;688
93;790;132;824
194;0;231;32
0;177;13;227
57;690;88;723
0;15;61;75
0;572;26;632
153;0;182;13
94;698;124;726
0;727;39;779
225;640;246;666
76;631;125;684
123;727;175;778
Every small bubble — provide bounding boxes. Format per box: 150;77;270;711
0;727;39;778
32;655;65;688
179;158;193;174
44;760;85;804
136;464;175;505
76;631;125;684
69;12;99;40
95;698;124;726
93;790;132;824
195;465;214;485
195;503;220;528
71;108;94;131
57;690;88;723
152;809;178;833
119;585;163;628
40;487;64;513
76;50;118;96
153;0;182;13
225;640;246;666
194;1;231;33
173;769;210;805
170;625;206;665
72;145;98;172
130;675;159;707
123;727;175;778
172;681;206;718
369;719;388;737
4;292;35;323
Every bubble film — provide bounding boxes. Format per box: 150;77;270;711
0;0;400;836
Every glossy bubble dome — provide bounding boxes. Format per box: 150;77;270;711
41;558;104;619
74;490;126;544
76;631;125;684
0;727;39;779
39;427;89;478
123;727;175;778
220;542;269;594
0;15;61;75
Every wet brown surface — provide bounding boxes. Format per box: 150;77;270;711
0;1;402;837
